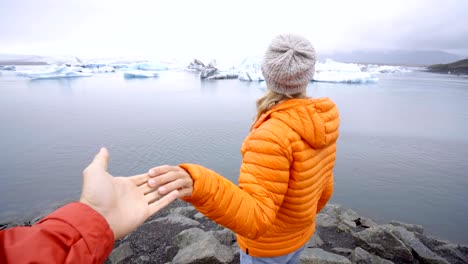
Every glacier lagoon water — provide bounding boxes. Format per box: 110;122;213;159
0;70;467;243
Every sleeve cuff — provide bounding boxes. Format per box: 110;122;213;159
39;202;115;261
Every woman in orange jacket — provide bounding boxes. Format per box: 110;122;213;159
148;34;340;263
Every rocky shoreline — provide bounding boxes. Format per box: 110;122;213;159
427;59;468;75
101;201;467;264
1;200;467;263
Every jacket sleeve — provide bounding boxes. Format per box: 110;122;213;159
0;202;114;264
181;126;291;239
317;173;334;213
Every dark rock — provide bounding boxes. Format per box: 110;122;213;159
427;59;468;74
316;213;339;228
340;208;360;222
108;242;133;264
434;244;468;264
316;224;358;250
299;248;351;264
171;206;196;218
148;214;200;227
349;247;394;264
357;217;378;228
384;225;449;264
306;234;324;248
174;228;208;248
209;228;236;246
321;204;343;219
389;220;424;234
415;233;450;250
353;226;414;263
172;235;234;264
329;247;353;256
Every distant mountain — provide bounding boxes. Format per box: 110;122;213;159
320;50;464;66
0;54;47;65
427;59;468;74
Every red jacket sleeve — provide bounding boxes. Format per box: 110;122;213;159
0;202;114;264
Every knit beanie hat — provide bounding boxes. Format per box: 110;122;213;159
261;34;316;95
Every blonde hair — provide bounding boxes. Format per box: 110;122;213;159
253;89;307;127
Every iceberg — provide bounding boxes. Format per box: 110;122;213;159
16;65;92;80
0;65;16;71
364;64;412;74
123;70;159;79
186;59;238;80
313;71;378;83
205;73;239;80
314;59;378;83
130;62;170;71
237;56;264;81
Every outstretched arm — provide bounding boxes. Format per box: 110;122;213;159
149;128;291;239
0;148;179;264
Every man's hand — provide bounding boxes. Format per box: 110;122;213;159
80;148;179;240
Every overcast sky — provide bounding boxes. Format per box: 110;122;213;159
1;0;467;60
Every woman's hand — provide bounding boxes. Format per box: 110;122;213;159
147;165;194;198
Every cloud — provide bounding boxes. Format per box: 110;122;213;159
0;0;467;58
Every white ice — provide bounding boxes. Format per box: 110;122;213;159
237;56;264;81
16;65;92;80
314;59;379;83
123;70;159;79
129;62;170;71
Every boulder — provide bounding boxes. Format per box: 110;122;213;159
316;213;339;228
148;214;200;227
356;217;378;228
171;206;196;218
349;247;394;264
172;237;234;264
340;208;360;222
434;244;468;264
384;225;449;264
300;248;351;264
354;226;414;263
307;234;324;248
329;248;353;256
208;228;236;246
174;228;207;248
194;212;205;219
389;220;424;234
321;204;343;219
108;242;133;264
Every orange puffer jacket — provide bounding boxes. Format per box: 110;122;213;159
180;97;339;257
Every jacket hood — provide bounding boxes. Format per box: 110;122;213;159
252;98;339;149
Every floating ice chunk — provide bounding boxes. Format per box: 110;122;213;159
313;71;378;83
110;63;129;69
364;64;412;73
17;65;92;79
238;71;264;81
95;66;115;73
237;56;264;81
0;65;16;71
314;59;378;83
123;70;159;79
205;72;239;80
130;62;170;71
316;59;364;72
